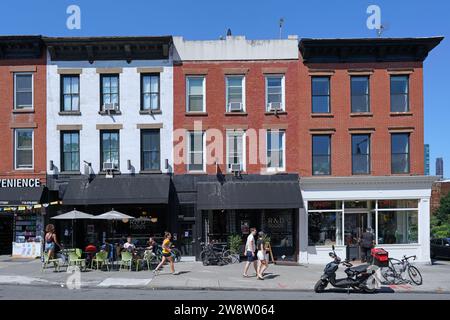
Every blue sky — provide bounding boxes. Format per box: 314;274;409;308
1;0;448;177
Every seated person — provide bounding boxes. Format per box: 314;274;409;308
123;237;136;252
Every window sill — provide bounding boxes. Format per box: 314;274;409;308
98;110;122;115
59;171;82;175
140;110;162;115
225;112;248;116
350;112;373;117
139;170;162;174
264;111;287;116
311;113;334;118
186;171;207;175
59;111;81;116
185;112;208;116
98;171;121;175
13;109;34;114
390;112;413;117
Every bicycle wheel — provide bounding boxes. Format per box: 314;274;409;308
407;265;423;285
172;248;182;263
380;266;396;284
223;250;239;264
200;250;207;262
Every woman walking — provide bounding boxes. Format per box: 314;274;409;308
256;231;269;280
153;232;176;275
44;224;61;259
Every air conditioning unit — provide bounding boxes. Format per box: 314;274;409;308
230;163;242;172
268;102;282;112
103;162;116;171
228;102;243;112
103;103;119;112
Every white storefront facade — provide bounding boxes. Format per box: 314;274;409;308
299;176;437;264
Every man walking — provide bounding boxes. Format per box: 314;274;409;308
360;228;375;263
243;228;258;277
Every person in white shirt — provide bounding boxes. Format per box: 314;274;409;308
242;228;258;277
123;237;136;252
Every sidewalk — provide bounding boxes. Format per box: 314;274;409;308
1;256;450;293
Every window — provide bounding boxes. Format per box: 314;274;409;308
351;76;369;112
265;75;284;111
312;135;331;175
266;130;285;170
187;131;205;172
100;130;119;170
308;211;343;246
391;133;410;174
61;75;80;112
186;76;205;112
312;77;330;113
14;73;33;109
14;129;33;169
226;76;244;112
391;75;409;112
378;211;418;244
141;74;160;111
352;134;370;174
226;131;245;172
61;131;80;172
100;74;119;109
141;130;160;171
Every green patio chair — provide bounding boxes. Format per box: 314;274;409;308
139;250;158;271
68;252;86;270
118;251;133;271
41;251;62;272
75;248;83;259
91;251;109;271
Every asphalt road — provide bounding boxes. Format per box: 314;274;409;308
0;284;449;300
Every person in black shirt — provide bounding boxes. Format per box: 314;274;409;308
360;228;375;263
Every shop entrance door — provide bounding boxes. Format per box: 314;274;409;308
179;222;195;257
344;212;375;261
0;216;13;255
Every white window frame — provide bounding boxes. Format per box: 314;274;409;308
14;129;34;170
265;74;285;112
186;76;206;112
266;130;286;172
14;73;34;110
187;131;206;172
225;75;245;112
226;130;246;172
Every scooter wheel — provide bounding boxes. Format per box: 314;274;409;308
314;280;327;293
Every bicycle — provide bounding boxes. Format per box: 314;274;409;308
380;255;423;285
154;245;181;263
199;242;229;266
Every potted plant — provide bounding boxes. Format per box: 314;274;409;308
227;234;243;262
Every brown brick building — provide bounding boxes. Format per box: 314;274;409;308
431;180;450;214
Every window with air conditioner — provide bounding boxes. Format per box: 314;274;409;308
226;131;245;172
226;76;244;112
265;75;284;112
100;74;119;112
100;130;119;171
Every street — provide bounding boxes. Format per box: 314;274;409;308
0;284;449;300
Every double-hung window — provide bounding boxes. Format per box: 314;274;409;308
391;133;410;174
390;76;409;112
312;135;331;175
61;131;80;172
141;129;160;171
351;76;370;113
187;131;205;172
186;76;205;112
266;130;285;171
14;73;33;110
352;134;371;175
14;129;33;169
61;75;80;112
226;131;245;172
265;75;284;111
226;76;244;112
141;74;160;111
312;77;330;113
100;130;120;171
100;74;119;111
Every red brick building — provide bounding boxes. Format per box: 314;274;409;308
0;36;47;256
431;180;450;214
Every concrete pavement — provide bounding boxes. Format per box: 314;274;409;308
0;256;450;294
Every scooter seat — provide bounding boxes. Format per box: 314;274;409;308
348;264;368;273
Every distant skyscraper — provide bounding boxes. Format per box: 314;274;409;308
436;157;444;177
424;144;430;175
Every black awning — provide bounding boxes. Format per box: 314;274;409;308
62;175;170;205
197;181;303;210
0;187;45;206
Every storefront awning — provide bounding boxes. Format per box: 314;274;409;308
0;187;45;206
62;175;170;205
197;181;303;210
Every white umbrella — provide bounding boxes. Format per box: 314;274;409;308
51;209;94;248
91;209;135;220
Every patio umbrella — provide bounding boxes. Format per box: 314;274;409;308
51;209;94;248
91;209;135;221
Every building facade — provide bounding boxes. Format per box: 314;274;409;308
436;157;444;177
424;144;430;175
0;36;48;256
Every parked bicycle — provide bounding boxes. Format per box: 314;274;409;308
380;255;423;285
199;242;235;266
154;245;182;263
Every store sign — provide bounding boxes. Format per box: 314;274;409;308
0;178;41;188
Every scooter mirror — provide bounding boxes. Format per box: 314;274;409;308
328;252;334;257
332;245;335;251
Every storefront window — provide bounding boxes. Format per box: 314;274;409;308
378;210;418;244
308;211;342;246
378;199;419;209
